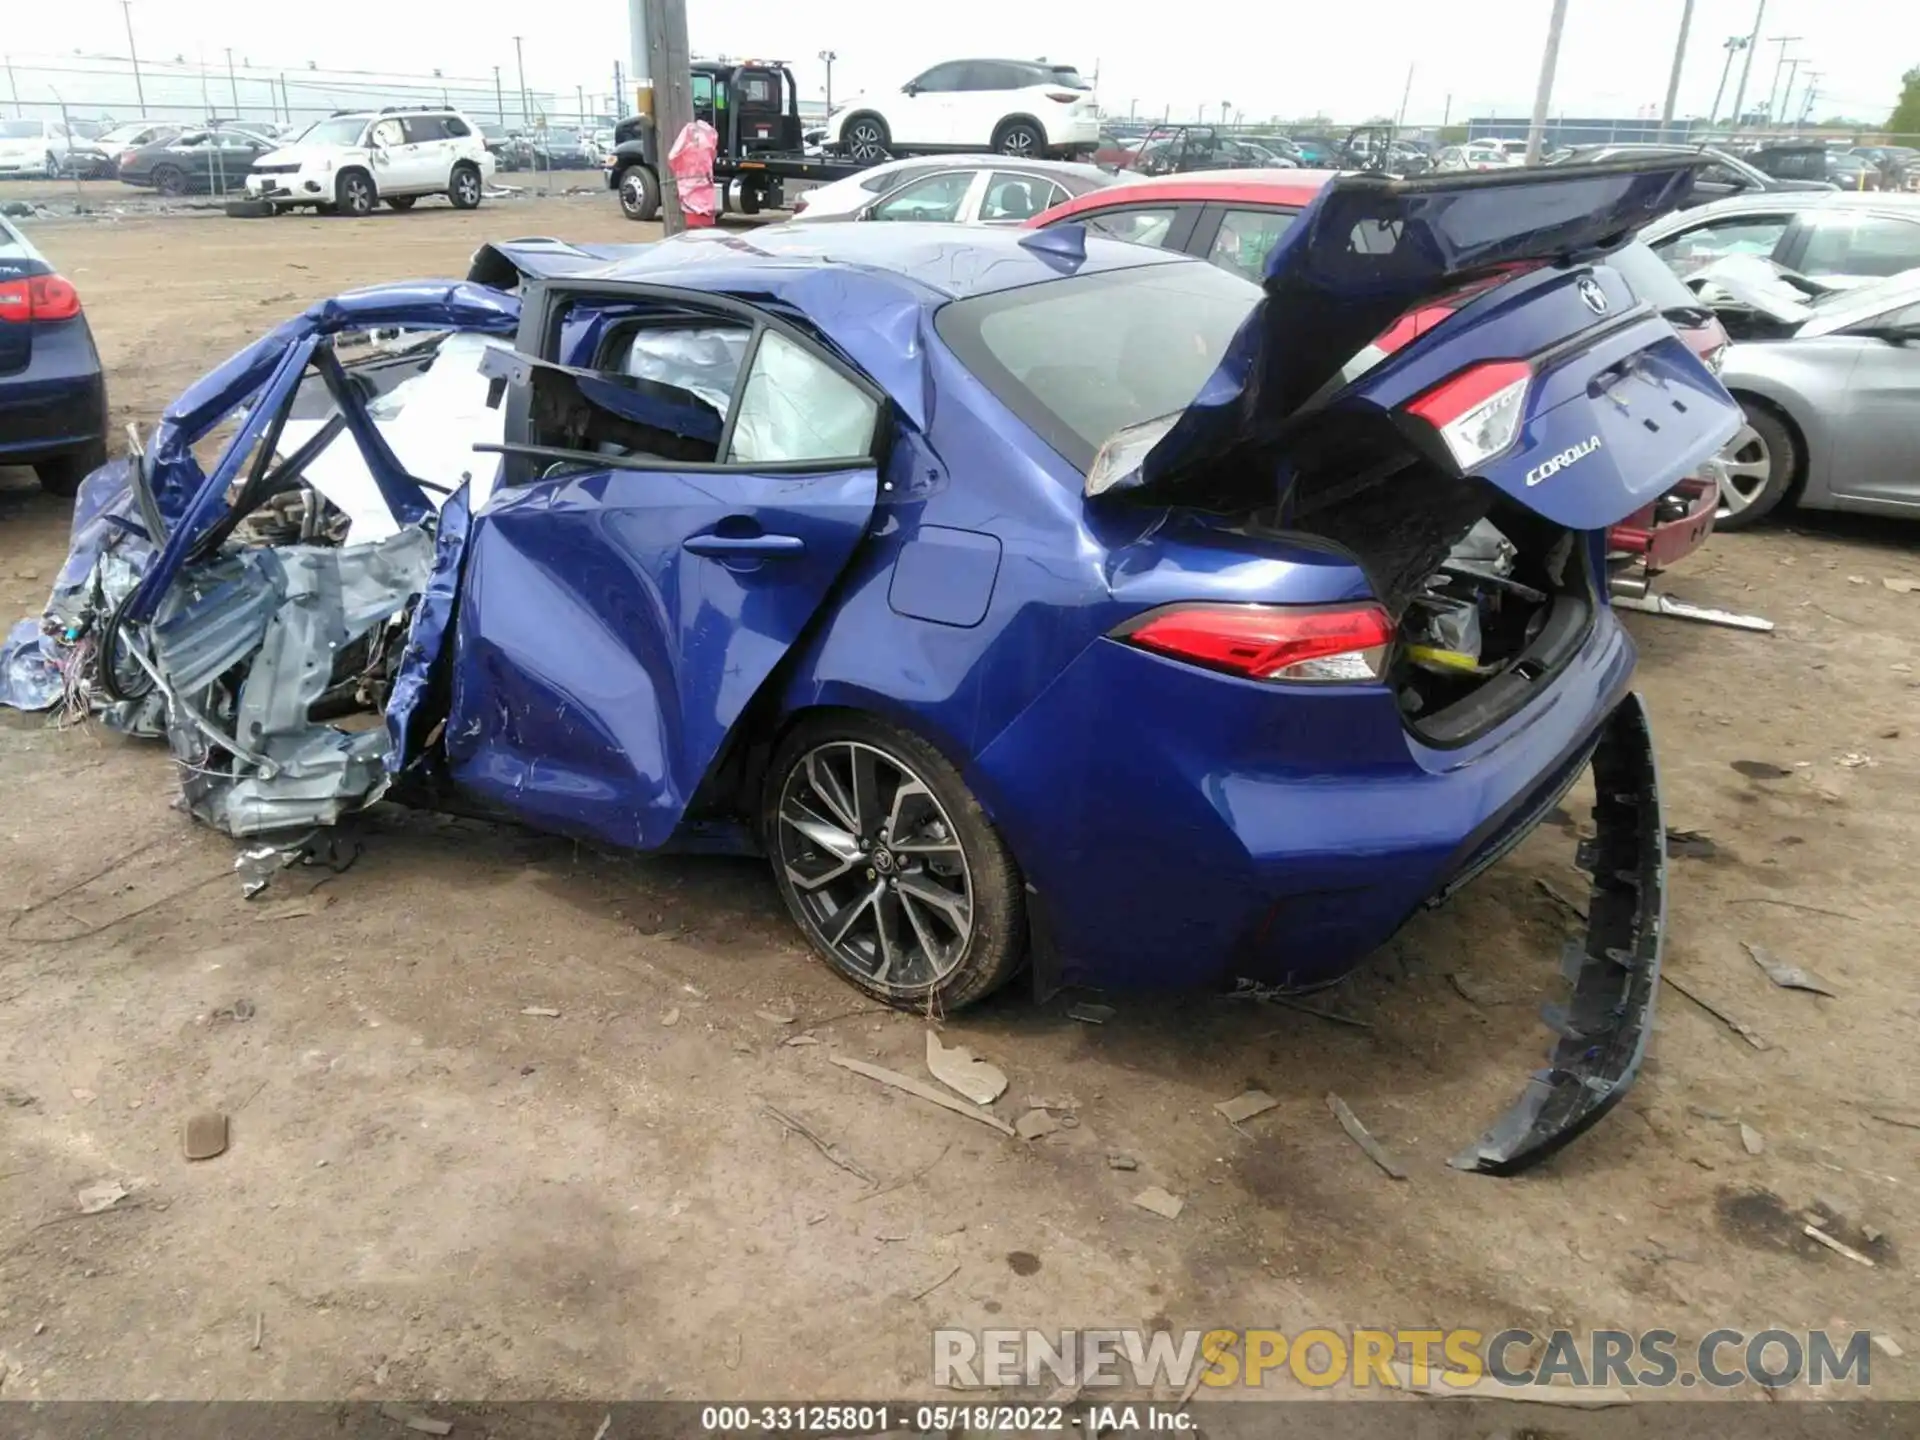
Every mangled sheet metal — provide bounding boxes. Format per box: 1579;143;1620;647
1;279;519;838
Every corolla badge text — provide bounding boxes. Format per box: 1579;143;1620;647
1525;435;1603;487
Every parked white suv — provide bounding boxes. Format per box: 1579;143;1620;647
244;107;495;216
825;59;1099;162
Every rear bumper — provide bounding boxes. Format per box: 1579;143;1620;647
1449;692;1665;1174
1608;467;1719;576
0;325;107;463
972;600;1641;993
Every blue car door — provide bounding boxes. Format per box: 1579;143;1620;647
444;287;885;850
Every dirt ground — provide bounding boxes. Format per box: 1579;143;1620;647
1;181;1917;1409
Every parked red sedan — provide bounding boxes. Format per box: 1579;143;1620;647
1028;169;1728;589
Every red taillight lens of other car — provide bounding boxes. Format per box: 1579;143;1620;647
1116;602;1395;683
0;274;83;323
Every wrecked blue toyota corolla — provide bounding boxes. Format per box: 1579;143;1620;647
6;162;1741;1173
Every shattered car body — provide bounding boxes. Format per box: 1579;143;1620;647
10;164;1741;1173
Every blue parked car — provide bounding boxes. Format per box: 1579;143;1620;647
43;161;1738;1173
0;213;107;495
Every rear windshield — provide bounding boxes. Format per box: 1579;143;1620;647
936;260;1258;469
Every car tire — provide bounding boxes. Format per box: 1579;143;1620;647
617;164;660;221
764;712;1026;1013
1715;401;1799;530
992;119;1045;158
34;439;107;499
448;163;483;210
386;194;417;211
841;114;891;163
44;151;62;179
333;168;376;217
151;164;188;197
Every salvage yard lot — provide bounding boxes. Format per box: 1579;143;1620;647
1;193;1918;1403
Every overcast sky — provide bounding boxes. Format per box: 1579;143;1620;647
16;0;1914;125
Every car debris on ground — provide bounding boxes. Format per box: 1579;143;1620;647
1131;1186;1184;1220
827;1054;1016;1137
924;1031;1008;1106
1214;1090;1279;1125
76;1180;129;1214
184;1111;230;1160
1662;974;1771;1049
1329;1092;1408;1180
1743;941;1838;997
1013;1109;1060;1140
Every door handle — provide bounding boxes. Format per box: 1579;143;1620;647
684;532;806;558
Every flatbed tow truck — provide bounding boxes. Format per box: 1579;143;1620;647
606;59;877;221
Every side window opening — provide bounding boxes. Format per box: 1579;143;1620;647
371;119;406;149
517;303;878;471
442;116;472;138
402;117;446;144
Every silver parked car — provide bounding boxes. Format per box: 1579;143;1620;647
839;158;1112;224
1640;191;1920;291
1702;262;1920;528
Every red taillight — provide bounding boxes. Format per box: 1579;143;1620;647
1046;91;1083;104
1406;359;1530;429
119;149;139;166
1116;602;1395;683
1406;359;1531;473
0;274;82;324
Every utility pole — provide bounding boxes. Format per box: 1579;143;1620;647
513;35;530;130
225;48;240;118
642;0;693;233
1728;0;1765;130
1443;92;1452;127
818;50;837;115
120;1;148;115
280;73;291;126
613;61;624;118
1798;72;1821;124
494;66;505;124
627;0;654;169
578;84;587;127
1763;34;1801;123
3;55;19;119
1708;36;1746;125
1396;62;1415;131
1524;0;1570;163
1659;0;1695;136
1780;58;1803;128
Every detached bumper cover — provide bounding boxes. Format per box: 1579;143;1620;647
1451;692;1666;1175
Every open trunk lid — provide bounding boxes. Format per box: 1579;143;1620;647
1094;159;1742;531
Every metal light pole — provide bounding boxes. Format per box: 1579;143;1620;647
818;50;837;115
1396;63;1415;131
1728;0;1765;129
1659;0;1695;135
120;1;148;115
578;84;587;127
1708;36;1747;125
225;48;241;118
513;35;531;130
3;55;19;118
494;66;505;124
1763;35;1801;123
1525;0;1571;163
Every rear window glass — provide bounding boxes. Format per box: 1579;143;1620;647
1801;215;1920;279
935;260;1258;469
